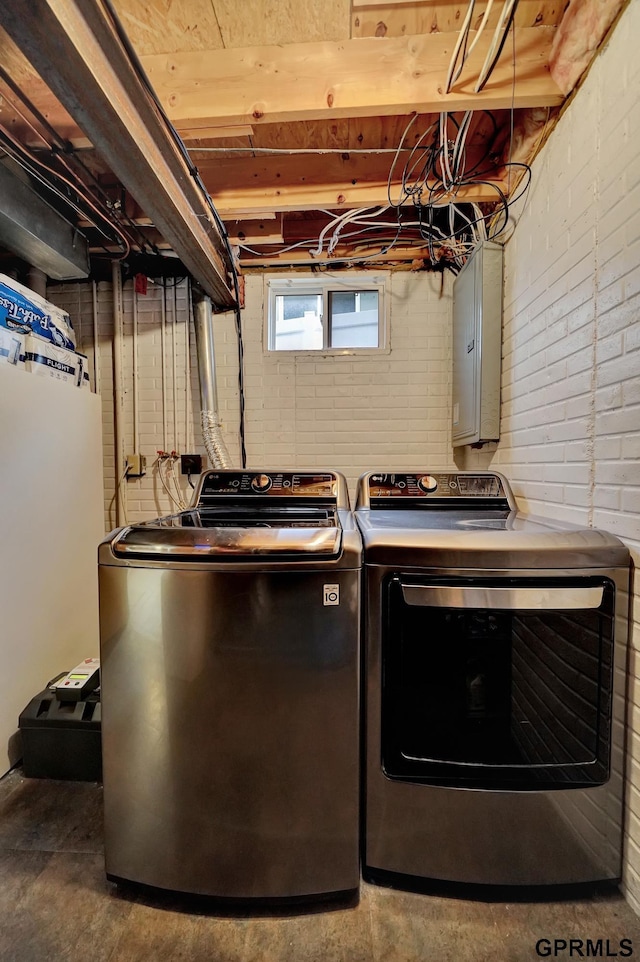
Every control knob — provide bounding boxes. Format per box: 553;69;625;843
417;475;438;493
251;473;272;492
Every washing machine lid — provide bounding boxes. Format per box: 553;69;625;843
112;519;342;558
111;470;349;560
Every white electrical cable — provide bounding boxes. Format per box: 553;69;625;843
445;0;475;94
448;0;497;89
386;112;421;206
328;206;391;254
466;0;496;58
167;455;187;510
474;0;518;93
112;464;129;527
440;114;453;190
390;118;439;206
310;206;365;258
154;455;184;512
452;110;473;179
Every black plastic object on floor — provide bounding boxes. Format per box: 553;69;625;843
18;675;102;781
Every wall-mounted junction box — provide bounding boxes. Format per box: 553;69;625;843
180;454;202;475
452;241;503;448
126;453;146;477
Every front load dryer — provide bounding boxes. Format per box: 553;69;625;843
355;470;629;889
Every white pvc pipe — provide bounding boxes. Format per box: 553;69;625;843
91;280;100;395
172;283;178;452
111;261;125;527
132;283;139;455
160;279;167;453
185;279;192;451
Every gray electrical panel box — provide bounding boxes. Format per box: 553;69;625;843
452;241;503;447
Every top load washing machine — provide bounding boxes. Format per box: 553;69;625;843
98;470;361;900
355;471;630;888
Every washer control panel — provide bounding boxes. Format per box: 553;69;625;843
368;473;505;499
198;472;337;501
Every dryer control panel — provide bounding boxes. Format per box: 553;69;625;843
365;472;510;504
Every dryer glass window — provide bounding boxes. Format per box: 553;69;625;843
381;576;615;790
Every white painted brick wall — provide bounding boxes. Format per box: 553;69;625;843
202;270;456;498
48;270;456;524
48;278;203;529
464;0;640;914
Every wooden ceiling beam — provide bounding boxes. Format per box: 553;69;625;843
0;26;562;147
351;0;431;7
226;219;284;245
238;245;450;268
143;27;562;130
199;152;505;217
0;1;235;307
179;124;254;143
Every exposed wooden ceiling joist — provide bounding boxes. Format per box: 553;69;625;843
0;0;235;306
4;25;561;145
238;245;449;268
200;151;505;218
143;28;562;130
0;0;625;273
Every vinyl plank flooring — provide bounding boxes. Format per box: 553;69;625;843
0;767;24;807
106;900;250;962
0;852;131;962
368;882;513;962
1;771;640;962
369;883;640;962
240;888;374;962
0;774;103;853
489;892;640;958
0;849;53;914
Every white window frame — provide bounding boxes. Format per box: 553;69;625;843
264;272;389;355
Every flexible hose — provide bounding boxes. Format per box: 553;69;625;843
201;410;232;469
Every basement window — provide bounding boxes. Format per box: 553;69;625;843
265;273;387;352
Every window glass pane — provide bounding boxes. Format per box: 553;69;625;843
359;290;378;312
329;290;379;348
331;292;356;314
273;293;323;350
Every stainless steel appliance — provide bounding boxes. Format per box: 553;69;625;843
355;471;629;888
99;470;361;900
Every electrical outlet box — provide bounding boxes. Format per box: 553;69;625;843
181;454;202;475
126;453;146;477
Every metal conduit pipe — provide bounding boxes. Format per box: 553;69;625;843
193;294;232;469
27;266;47;298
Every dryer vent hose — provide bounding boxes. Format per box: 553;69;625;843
201;410;232;469
193;292;234;470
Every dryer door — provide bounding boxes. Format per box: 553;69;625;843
381;575;615;790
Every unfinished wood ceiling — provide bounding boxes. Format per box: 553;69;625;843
0;0;628;279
